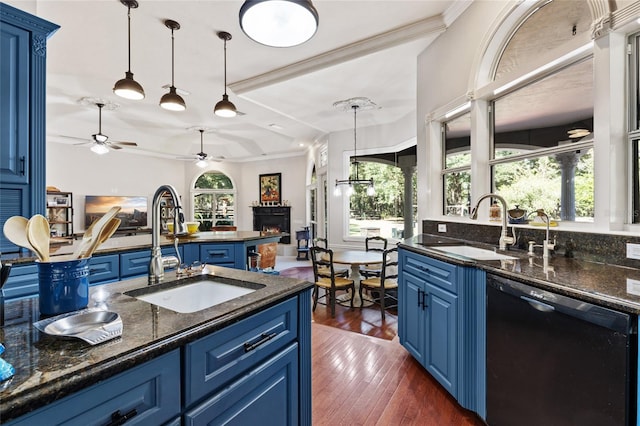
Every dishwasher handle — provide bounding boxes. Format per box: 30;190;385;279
520;295;555;312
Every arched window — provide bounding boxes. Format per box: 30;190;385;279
192;171;235;231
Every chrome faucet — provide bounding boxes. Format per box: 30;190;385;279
149;184;187;284
470;193;515;251
528;209;556;259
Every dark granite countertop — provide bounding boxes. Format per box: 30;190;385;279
1;231;286;265
400;234;640;315
0;265;312;422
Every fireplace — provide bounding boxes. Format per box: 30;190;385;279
252;206;291;244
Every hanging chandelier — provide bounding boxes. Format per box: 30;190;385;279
333;98;376;197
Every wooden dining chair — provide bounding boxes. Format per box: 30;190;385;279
310;246;355;318
360;246;398;320
313;237;349;277
360;236;388;279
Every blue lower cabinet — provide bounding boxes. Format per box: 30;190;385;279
6;350;181;425
398;248;485;416
1;263;38;301
184;343;298;426
199;244;235;266
88;254;119;285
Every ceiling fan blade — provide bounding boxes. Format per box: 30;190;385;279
73;140;92;146
113;141;137;147
110;144;123;150
176;155;197;160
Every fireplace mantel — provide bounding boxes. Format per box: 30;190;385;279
252;206;291;244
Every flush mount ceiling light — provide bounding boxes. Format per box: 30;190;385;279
568;128;591;138
333;98;377;197
214;31;237;118
113;0;145;100
239;0;319;47
160;19;186;111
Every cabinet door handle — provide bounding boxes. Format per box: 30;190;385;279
244;331;278;352
104;408;137;426
422;291;428;309
417;289;423;308
19;156;25;176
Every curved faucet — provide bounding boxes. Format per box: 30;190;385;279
530;209;556;259
470;193;515;251
149;184;187;284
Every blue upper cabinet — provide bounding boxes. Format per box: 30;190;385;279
0;4;58;253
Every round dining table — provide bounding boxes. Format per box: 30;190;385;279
330;250;383;307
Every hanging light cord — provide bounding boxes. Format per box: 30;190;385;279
352;105;359;181
126;4;132;73
170;26;175;86
223;37;228;96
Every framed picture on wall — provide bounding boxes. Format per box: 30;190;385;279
259;173;281;205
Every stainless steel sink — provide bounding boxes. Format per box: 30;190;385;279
429;245;517;261
125;276;265;313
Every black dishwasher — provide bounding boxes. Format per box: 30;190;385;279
486;273;637;426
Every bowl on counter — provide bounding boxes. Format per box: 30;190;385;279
166;222;200;235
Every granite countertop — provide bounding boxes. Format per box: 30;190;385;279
1;231;286;265
400;234;640;315
0;266;312;422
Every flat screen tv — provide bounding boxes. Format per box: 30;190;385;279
85;195;148;230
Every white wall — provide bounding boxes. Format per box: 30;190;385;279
46;142;187;231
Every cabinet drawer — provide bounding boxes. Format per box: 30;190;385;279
88;254;119;284
7;350;181;426
199;244;235;265
1;263;38;300
184;343;298;426
184;297;298;406
120;250;150;278
402;250;458;293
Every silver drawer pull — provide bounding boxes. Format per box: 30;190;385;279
244;331;278;352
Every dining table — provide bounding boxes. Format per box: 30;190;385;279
330;250;383;307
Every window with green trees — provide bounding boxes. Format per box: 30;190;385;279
348;161;417;238
192;171;235;231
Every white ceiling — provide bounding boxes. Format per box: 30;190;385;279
8;0;471;162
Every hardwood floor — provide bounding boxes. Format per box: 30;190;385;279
312;323;485;426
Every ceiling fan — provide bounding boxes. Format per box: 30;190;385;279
178;129;224;167
73;103;138;154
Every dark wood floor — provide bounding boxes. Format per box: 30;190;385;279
312;323;485;425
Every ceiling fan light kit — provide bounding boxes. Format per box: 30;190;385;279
333;98;376;197
160;19;186;111
239;0;319;48
113;0;145;100
214;31;237;118
90;144;110;155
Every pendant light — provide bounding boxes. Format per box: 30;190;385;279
239;0;319;47
160;20;186;111
333;98;376;197
214;31;237;118
113;0;145;100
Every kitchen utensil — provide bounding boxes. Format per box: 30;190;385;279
3;216;36;254
26;214;51;261
72;206;121;259
35;310;122;345
81;218;121;258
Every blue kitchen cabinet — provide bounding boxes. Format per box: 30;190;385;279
399;249;458;396
5;350;181;425
88;254;119;285
0;4;58;253
398;247;486;416
0;263;38;301
199;243;236;268
184;296;306;425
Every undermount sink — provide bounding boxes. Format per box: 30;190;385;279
430;245;517;261
125;276;265;313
